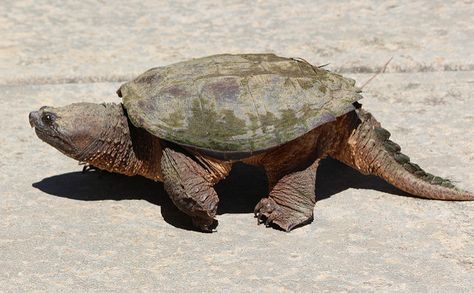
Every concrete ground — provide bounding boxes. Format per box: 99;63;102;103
1;1;473;291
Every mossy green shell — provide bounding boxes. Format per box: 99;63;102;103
119;53;362;157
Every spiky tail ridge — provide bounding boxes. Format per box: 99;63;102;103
333;108;474;201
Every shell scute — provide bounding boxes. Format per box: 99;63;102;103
119;54;362;154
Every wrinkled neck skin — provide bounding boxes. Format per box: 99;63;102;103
76;104;163;181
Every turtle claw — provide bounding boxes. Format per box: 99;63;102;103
264;212;278;227
80;163;108;179
254;198;285;228
254;197;313;232
81;163;99;173
255;212;273;226
192;217;218;233
254;198;273;225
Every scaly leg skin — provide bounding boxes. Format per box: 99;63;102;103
255;159;320;231
160;148;219;232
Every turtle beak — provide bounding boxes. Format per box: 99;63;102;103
29;110;40;128
29;106;50;128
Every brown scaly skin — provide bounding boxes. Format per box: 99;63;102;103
161;148;222;231
29;103;163;181
29;102;474;232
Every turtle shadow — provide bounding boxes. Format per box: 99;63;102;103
32;170;197;231
315;158;410;200
32;158;409;231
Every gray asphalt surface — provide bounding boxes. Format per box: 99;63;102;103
1;1;473;291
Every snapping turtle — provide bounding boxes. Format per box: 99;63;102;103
29;53;473;232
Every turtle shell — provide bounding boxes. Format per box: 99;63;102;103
118;53;362;159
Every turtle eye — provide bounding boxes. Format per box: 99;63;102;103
42;112;56;125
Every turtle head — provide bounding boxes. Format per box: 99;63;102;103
29;102;123;160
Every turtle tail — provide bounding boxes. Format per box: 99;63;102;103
331;108;474;200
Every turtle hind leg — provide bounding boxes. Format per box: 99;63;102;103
160;148;222;232
255;159;320;231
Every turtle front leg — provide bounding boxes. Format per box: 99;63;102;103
160;148;220;232
255;159;320;231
